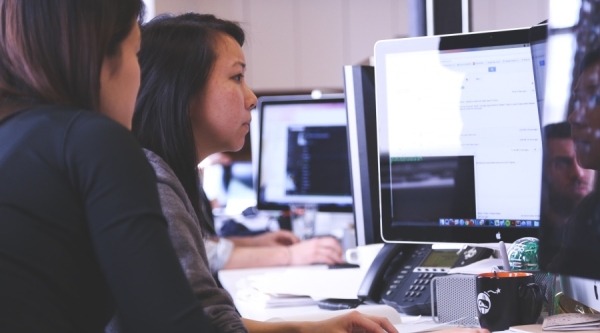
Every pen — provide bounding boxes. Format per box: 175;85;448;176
499;241;510;271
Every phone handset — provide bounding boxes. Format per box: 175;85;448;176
357;243;415;303
356;243;495;315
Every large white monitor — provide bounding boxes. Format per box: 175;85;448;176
374;28;542;244
256;94;353;212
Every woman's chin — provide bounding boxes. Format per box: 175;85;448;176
232;139;247;152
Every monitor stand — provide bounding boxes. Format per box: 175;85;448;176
561;276;600;312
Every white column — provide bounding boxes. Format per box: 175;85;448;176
142;0;156;22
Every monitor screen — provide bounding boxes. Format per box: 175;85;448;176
537;0;600;285
256;94;353;212
375;28;542;243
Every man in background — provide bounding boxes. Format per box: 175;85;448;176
541;121;595;245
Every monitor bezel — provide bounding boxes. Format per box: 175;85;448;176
375;28;542;244
343;65;383;245
529;23;547;45
529;23;548;118
255;93;352;213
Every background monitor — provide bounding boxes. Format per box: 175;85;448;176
537;0;600;311
374;28;542;244
343;65;383;246
256;94;353;212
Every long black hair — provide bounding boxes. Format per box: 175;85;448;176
0;0;144;119
133;13;245;232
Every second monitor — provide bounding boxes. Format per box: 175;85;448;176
256;94;353;213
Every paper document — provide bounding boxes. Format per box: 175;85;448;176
241;266;366;300
541;313;600;331
510;323;600;333
236;287;317;308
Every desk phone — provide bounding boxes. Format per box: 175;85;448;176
357;243;493;315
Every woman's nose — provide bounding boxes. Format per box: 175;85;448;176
245;86;257;110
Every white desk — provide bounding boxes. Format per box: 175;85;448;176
216;266;505;333
218;265;406;323
218;265;516;333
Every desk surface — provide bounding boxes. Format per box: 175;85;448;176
218;265;516;333
218;265;403;322
217;266;502;333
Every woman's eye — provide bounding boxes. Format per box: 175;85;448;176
233;74;243;82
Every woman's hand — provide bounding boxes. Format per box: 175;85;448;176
288;236;343;265
224;234;343;268
302;311;398;333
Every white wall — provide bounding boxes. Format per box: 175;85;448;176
142;0;155;20
470;0;548;32
153;0;549;92
153;0;409;92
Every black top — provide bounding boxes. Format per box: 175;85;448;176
0;106;215;333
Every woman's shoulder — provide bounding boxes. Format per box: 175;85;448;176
5;105;100;127
11;104;107;122
143;149;191;202
2;105;140;163
143;149;179;183
55;108;145;163
8;105;132;142
63;108;130;136
142;149;201;226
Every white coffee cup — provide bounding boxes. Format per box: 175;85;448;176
344;243;384;269
289;203;317;240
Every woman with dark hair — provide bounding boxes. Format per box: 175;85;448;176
129;12;491;333
134;12;345;272
129;12;398;333
0;1;216;332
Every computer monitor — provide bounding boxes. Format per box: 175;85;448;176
374;28;542;244
530;23;547;117
343;65;383;246
256;94;353;212
537;1;600;311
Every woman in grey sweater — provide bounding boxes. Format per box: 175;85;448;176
113;12;490;333
121;12;399;333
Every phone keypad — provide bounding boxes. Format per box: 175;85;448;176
387;272;446;305
380;245;459;316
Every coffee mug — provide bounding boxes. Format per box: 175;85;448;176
476;272;542;331
289;203;317;240
344;243;384;269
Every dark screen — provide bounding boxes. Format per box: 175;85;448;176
286;126;351;196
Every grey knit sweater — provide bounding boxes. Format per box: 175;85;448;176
106;149;247;333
